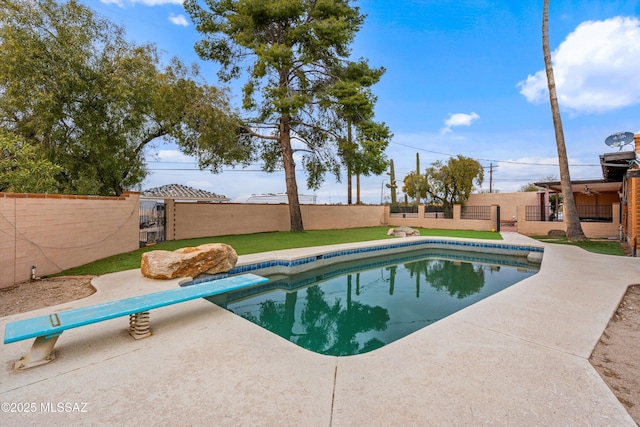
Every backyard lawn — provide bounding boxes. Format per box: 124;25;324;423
532;236;626;256
54;227;502;276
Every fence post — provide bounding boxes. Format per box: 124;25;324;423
453;204;461;220
164;199;175;241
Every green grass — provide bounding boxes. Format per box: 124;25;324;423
532;236;626;256
54;227;502;277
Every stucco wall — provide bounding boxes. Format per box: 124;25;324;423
0;192;139;288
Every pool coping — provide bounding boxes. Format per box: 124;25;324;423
192;236;544;283
1;232;639;426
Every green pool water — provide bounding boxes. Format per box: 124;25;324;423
208;249;539;356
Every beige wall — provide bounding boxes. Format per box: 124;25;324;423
301;205;386;230
170;203;386;240
172;203;291;240
0;192;139;288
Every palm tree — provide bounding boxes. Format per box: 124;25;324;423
542;0;586;241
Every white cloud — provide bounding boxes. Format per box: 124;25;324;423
153;149;193;162
518;16;640;114
440;112;479;134
168;13;189;26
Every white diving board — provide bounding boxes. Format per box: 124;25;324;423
4;273;268;370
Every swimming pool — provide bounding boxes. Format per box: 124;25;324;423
207;248;539;356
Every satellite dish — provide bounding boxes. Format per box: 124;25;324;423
605;131;634;150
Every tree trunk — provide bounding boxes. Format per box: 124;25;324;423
280;115;304;231
356;174;361;204
347;165;353;205
542;0;586;241
347;122;353;205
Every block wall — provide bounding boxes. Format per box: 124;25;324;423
0;192;139;288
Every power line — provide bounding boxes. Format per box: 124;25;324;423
390;141;602;167
147;168;279;172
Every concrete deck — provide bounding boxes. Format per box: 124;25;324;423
1;233;639;426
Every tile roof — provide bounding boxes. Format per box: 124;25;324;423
141;184;229;200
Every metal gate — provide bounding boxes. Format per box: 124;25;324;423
139;200;166;247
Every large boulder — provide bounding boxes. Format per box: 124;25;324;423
548;229;566;237
141;243;238;280
387;226;420;237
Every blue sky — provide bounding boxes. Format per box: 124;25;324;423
84;0;640;203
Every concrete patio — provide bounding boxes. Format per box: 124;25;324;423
1;233;639;426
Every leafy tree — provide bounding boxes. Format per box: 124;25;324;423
0;0;242;195
333;61;391;204
0;131;60;193
185;0;389;230
422;155;484;207
402;171;427;203
519;182;541;192
341;122;390;204
542;0;586;241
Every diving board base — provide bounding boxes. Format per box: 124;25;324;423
4;273;269;370
15;334;60;370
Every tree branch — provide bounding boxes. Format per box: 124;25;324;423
238;124;280;141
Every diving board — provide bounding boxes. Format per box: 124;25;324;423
4;273;268;370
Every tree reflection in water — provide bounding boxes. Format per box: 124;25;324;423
404;258;486;299
227;251;536;356
244;278;389;356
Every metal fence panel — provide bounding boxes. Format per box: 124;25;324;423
576;205;612;222
525;205;561;222
139;200;166;246
525;205;612;223
424;205;453;219
460;205;491;220
389;205;419;218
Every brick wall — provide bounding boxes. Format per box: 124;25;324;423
627;170;640;252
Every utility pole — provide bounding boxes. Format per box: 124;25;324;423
488;163;498;193
489;163;493;193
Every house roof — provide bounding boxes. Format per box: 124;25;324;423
534;149;637;194
140;184;229;201
599;150;636;182
533;179;622;194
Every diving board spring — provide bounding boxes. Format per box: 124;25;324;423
128;312;151;340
